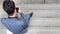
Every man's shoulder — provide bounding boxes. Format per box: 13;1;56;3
1;18;6;19
0;18;7;21
0;18;7;23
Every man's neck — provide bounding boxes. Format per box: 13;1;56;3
9;14;17;18
8;15;17;18
9;15;16;18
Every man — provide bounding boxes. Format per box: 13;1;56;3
1;0;33;34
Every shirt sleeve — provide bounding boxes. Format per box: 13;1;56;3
20;13;26;21
20;13;25;18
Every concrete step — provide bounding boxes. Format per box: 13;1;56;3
0;0;59;4
1;9;60;28
15;0;44;4
17;4;60;10
1;4;60;18
2;18;60;28
29;18;60;27
0;29;6;34
14;0;59;4
25;27;60;34
0;4;60;34
1;27;60;34
1;10;60;18
45;0;58;4
22;10;60;18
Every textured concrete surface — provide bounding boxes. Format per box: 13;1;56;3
0;29;6;34
58;0;60;4
15;0;44;4
0;4;60;34
45;0;58;4
21;10;60;18
17;4;60;10
25;27;60;34
13;0;59;4
0;0;60;4
1;0;60;34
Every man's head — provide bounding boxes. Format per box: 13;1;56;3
3;0;15;16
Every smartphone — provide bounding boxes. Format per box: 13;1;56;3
16;7;19;13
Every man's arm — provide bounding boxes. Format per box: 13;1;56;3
18;8;25;18
18;8;27;21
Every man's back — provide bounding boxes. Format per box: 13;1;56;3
1;13;33;34
1;18;26;34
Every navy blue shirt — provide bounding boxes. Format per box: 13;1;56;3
1;13;31;34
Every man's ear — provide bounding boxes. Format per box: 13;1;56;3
13;9;17;16
14;9;17;13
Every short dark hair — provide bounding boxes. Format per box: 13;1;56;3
3;0;15;15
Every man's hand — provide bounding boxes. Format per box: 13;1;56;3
18;8;22;13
